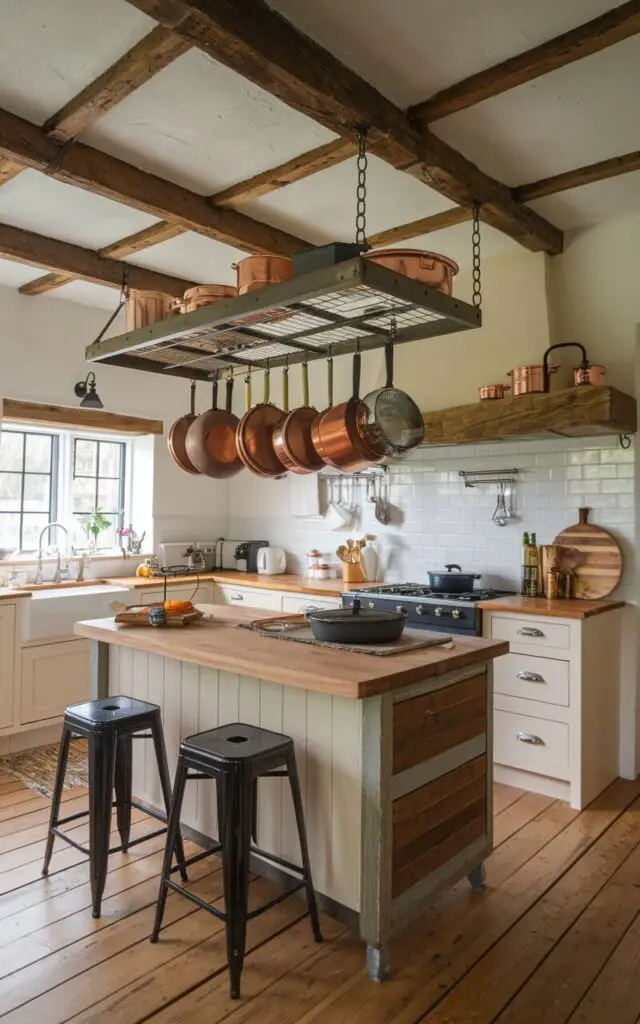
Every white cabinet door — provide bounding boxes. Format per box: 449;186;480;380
215;585;282;611
281;594;341;613
21;639;91;725
0;606;15;729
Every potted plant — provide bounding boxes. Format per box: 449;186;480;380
78;507;112;554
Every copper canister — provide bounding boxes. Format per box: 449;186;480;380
232;255;293;295
545;569;559;600
125;290;173;332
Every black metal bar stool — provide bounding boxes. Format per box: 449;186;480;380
151;722;322;999
43;695;188;918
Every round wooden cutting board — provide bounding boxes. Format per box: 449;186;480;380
553;507;622;600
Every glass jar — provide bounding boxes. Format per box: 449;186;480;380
306;549;322;577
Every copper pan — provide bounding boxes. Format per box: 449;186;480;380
273;361;325;474
574;363;606;386
185;373;242;479
364;247;459;295
232;255;293;295
236;369;287;478
167;381;200;475
314;351;384;471
507;364;558;396
182;284;237;312
479;383;510;400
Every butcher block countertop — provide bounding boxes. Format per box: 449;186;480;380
75;604;508;700
0;588;31;602
103;571;356;598
476;595;626;619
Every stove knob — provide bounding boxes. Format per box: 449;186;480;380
368;601;376;609
434;607;444;617
396;605;407;614
452;609;463;619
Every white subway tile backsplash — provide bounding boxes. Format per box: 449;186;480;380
584;464;616;479
602;479;634;494
568;450;600;465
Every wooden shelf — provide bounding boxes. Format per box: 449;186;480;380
422;386;636;445
1;399;163;435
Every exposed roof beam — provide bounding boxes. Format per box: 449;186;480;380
0;106;310;256
515;149;640;203
0;157;24;185
123;0;562;254
0;221;193;295
26;136;354;292
19;272;73;296
368;207;472;247
409;0;640;124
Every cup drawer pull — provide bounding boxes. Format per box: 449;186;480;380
517;731;545;746
517;671;545;683
517;627;544;637
231;593;244;600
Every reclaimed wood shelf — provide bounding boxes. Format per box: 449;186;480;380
422;385;636;445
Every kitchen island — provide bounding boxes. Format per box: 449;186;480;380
75;605;508;980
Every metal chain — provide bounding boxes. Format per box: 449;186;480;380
356;128;369;249
471;201;482;309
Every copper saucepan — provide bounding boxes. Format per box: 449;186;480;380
479;384;511;400
182;284;237;312
185;373;243;479
313;351;384;471
364;247;459;295
232;255;293;295
272;361;325;474
167;381;200;475
507;365;558;396
236;369;287;478
574;364;606;386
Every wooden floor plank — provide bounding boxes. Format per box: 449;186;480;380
0;790;87;838
293;777;640;1024
493;791;556;846
0;786;85;825
492;783;527;815
567;912;640;1024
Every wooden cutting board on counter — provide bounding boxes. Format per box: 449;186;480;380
553;507;622;599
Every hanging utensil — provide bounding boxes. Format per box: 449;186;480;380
167;381;200;475
492;481;508;527
360;320;425;459
185;372;243;479
272;360;325;473
236;366;287;478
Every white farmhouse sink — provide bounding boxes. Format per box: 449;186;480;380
24;585;130;643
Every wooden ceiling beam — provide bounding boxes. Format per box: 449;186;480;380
0;221;193;296
515;150;640;203
19;272;73;296
0;157;24;185
0;106;310;255
368;207;472;247
42;26;191;143
123;0;562;254
409;0;640;124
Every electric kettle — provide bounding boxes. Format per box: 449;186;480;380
256;547;286;575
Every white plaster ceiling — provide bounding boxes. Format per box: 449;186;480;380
529;173;640;232
266;0;628;107
48;280;121;310
0;171;158;249
0;259;43;289
82;48;336;195
126;231;244;287
0;0;153;125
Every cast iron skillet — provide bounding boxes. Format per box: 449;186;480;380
306;598;407;644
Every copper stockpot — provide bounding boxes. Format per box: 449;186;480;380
125;290;173;332
182;284;237;312
232;255;293;295
574;364;606;386
479;384;511;400
507;364;558;396
364;248;459;295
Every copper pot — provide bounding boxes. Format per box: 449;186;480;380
125;290;173;332
313;352;384;471
479;384;510;400
232;255;293;295
182;284;237;312
167;381;200;475
272;362;325;474
574;364;606;386
236;370;287;478
507;364;558;396
364;248;459;295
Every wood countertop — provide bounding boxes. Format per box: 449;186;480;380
476;595;626;619
75;604;509;700
103;571;356;598
0;588;31;602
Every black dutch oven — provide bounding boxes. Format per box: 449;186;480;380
306;598;407;645
427;564;481;594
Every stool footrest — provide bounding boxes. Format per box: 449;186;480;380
251;845;306;877
165;878;227;922
172;844;222;872
164;875;307;924
51;823;168;857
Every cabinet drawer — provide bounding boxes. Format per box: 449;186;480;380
490;615;570;652
281;595;341;614
494;709;569;779
494;653;569;707
21;640;91;724
216;586;282;612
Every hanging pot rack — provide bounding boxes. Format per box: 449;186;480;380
85;132;482;381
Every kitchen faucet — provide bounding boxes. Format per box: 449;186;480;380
36;523;70;584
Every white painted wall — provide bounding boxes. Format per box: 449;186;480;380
0;285;229;547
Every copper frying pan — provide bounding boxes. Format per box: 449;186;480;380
236;369;287;478
167;381;200;475
273;361;325;474
313;351;384;471
185;373;243;479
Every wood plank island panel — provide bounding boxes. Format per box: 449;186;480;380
392;673;487;774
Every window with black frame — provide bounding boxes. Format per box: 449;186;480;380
0;430;58;553
72;438;125;551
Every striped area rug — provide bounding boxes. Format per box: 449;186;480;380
0;740;89;798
